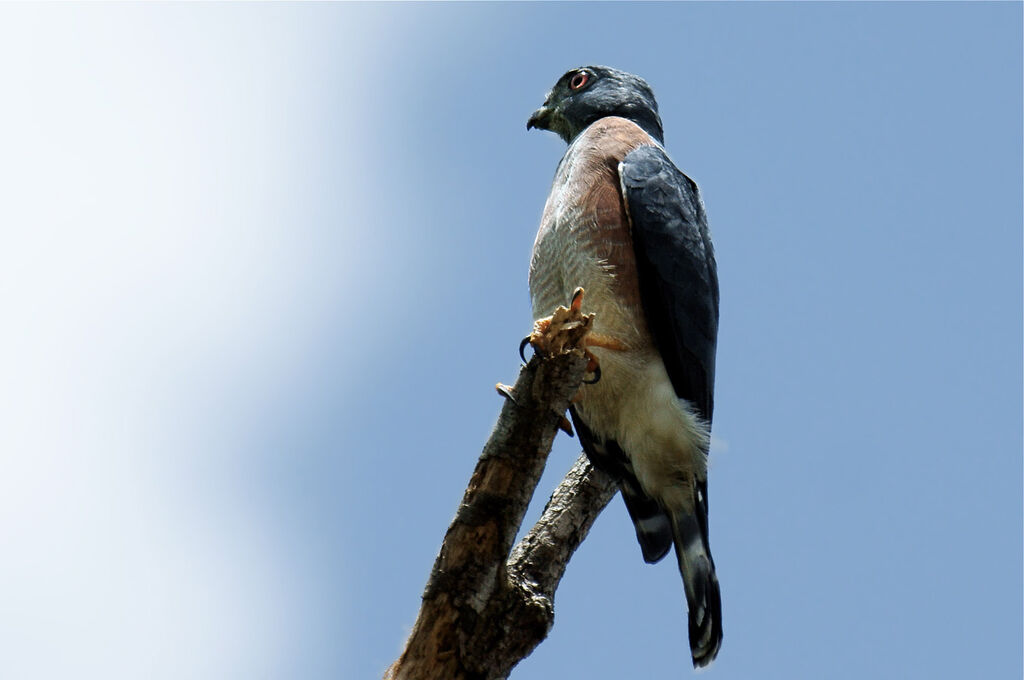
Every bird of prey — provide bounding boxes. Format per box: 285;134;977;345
526;66;722;667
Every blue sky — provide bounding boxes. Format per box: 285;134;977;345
0;3;1020;679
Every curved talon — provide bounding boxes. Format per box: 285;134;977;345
570;287;585;312
558;414;575;437
583;362;601;384
519;336;532;363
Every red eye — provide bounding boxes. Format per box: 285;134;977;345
569;72;589;90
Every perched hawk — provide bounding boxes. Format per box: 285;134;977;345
527;66;723;667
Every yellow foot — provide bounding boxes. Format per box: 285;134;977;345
519;287;595;359
495;382;517;403
585;333;629;352
557;414;574;437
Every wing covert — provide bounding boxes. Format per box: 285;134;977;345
619;145;720;424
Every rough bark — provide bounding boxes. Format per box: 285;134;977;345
385;347;619;680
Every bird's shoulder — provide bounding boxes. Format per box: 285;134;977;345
567;116;658;170
545;117;658;231
547;116;658;215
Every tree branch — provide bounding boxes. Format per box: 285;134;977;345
507;453;618;619
385;346;618;680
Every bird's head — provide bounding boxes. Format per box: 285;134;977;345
527;66;664;144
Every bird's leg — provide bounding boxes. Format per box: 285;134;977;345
516;288;606;438
577;334;629;384
584;333;629;353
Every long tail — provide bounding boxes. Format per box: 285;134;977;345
669;483;722;668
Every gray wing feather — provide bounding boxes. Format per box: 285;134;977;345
619;145;719;424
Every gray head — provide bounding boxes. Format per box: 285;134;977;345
527;66;664;144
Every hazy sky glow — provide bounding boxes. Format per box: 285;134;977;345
0;4;1020;680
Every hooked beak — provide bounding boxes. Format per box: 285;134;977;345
527;105;552;131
